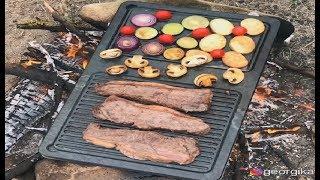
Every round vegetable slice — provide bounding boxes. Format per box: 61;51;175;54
222;51;248;68
177;37;198;49
181;15;209;30
181;55;208;67
186;49;212;63
135;27;158;40
209;18;234;35
124;55;149;68
194;74;218;87
199;34;226;52
158;34;175;45
161;23;184;35
141;42;165;56
106;65;127;75
154;10;172;21
120;26;136;35
163;47;185;61
210;49;225;59
100;48;122;59
229;36;255;54
240;18;265;35
191;28;211;39
223;68;244;84
138;66;160;78
116;36;139;52
232;26;247;36
166;64;187;78
131;14;157;27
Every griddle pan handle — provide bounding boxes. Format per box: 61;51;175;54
270;16;295;44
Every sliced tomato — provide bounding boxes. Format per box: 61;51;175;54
232;26;247;36
210;49;225;59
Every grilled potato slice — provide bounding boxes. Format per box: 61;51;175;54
163;48;185;61
209;18;234;35
240;18;265;35
199;34;227;52
222;51;248;68
229;36;255;54
177;37;198;49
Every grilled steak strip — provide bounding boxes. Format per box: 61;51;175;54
83;123;200;165
92;96;210;135
95;81;213;112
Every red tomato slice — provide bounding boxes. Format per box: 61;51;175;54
232;26;247;36
210;49;225;59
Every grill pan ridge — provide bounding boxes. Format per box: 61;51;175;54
40;1;280;180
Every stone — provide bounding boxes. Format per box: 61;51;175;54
79;0;126;29
35;159;174;180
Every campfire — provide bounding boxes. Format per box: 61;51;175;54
5;0;314;179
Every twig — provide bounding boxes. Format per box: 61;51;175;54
17;19;98;32
43;0;90;41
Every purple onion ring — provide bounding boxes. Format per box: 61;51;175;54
131;14;157;27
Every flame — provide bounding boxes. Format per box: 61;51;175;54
66;44;82;59
21;58;42;68
81;59;89;69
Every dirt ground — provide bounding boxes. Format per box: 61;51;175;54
5;0;315;179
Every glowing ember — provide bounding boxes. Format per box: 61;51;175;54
66;44;82;59
80;59;89;69
298;103;315;111
20;58;42;68
252;86;272;103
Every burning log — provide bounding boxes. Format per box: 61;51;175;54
5;63;74;92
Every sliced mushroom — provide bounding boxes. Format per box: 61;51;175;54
166;64;188;78
194;74;218;87
181;55;208;68
138;66;160;78
223;68;244;84
124;55;149;68
100;48;122;59
106;65;127;75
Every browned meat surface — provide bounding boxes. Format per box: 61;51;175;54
95;81;213;112
83;123;200;165
92;96;210;135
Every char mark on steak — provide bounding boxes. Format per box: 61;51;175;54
95;81;213;112
92;96;210;135
83;123;200;165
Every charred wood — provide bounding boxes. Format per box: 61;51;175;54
5;63;74;91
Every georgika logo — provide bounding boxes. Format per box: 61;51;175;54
241;167;315;177
239;167;264;177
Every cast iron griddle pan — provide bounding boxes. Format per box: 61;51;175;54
39;1;280;179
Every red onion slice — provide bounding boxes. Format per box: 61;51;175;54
116;36;139;52
131;14;157;27
141;42;165;56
